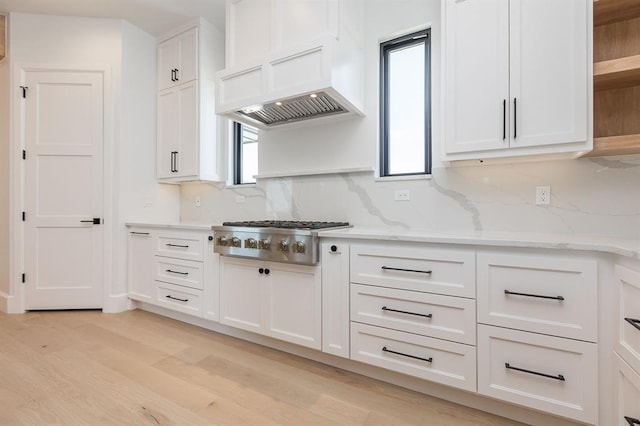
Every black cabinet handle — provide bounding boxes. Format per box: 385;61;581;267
166;243;189;248
130;232;150;235
165;269;188;276
80;218;101;225
171;69;175;82
381;266;432;274
505;362;565;381
625;416;640;426
502;99;506;140
504;289;564;301
382;346;432;363
208;236;213;241
173;151;179;173
330;245;338;252
166;295;188;302
625;318;640;332
174;68;179;81
513;98;517;139
259;268;264;274
382;306;432;319
264;268;270;275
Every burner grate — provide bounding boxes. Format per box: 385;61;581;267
222;220;349;230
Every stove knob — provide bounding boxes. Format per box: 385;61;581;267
217;235;228;246
231;237;241;248
258;239;271;250
292;241;306;254
277;240;289;252
245;238;257;249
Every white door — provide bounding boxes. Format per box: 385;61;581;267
158;37;178;91
23;70;104;310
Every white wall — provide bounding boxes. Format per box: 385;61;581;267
0;17;9;301
180;0;640;240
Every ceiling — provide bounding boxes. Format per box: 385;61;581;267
0;0;226;35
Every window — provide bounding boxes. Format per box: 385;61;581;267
380;28;431;177
233;121;259;185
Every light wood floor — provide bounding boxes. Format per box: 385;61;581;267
0;309;524;425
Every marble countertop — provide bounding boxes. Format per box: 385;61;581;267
125;222;640;260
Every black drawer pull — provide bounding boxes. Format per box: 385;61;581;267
625;318;640;332
166;295;188;302
504;290;564;301
166;243;189;248
382;346;432;363
382;306;432;319
505;362;565;381
381;266;432;274
166;269;188;276
625;416;640;426
130;232;150;235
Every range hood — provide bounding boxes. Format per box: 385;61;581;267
215;36;364;130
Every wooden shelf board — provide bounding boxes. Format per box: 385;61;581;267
581;134;640;157
594;0;640;26
594;55;640;90
0;15;5;61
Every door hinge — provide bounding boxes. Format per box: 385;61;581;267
22;150;26;160
22;211;25;221
22;273;26;283
19;86;28;98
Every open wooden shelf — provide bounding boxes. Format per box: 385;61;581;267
582;134;640;157
594;0;640;26
594;55;640;91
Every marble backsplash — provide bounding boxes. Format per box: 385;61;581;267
180;155;640;240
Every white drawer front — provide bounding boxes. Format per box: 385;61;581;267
156;233;204;261
350;244;475;298
351;322;476;392
616;265;640;373
615;354;640;426
156;282;203;317
155;257;204;290
477;325;598;424
351;284;476;345
477;252;597;342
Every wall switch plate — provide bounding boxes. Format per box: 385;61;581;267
236;195;246;203
143;196;153;207
195;196;201;207
394;189;411;201
536;186;551;205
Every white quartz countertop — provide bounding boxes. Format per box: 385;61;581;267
125;222;640;260
318;227;640;260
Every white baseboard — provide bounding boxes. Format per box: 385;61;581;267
0;291;22;314
102;293;134;313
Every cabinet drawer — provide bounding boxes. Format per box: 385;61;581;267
351;284;476;345
350;244;475;298
156;233;204;261
156;282;203;317
616;265;640;373
477;252;597;342
351;322;476;392
477;325;598;424
615;354;640;426
155;257;204;290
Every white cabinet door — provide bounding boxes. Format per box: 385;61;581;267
219;257;263;333
616;265;640;374
157;81;199;180
265;263;322;350
128;229;155;303
203;236;220;322
444;0;509;154
614;354;640;426
158;28;198;91
321;242;350;358
227;0;274;67
509;0;587;148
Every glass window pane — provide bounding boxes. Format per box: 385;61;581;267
233;122;259;185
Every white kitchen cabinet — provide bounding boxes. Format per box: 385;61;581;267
442;0;591;161
219;256;322;350
157;27;198;91
157;18;225;182
615;265;640;374
127;228;155;303
321;241;350;358
614;354;640;426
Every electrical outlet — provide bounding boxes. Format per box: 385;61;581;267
195;196;201;207
236;195;246;203
143;196;153;207
394;189;411;201
536;186;551;205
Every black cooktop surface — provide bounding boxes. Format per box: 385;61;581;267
222;220;350;230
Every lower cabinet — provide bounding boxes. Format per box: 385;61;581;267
219;256;322;350
477;325;598;424
614;354;640;426
156;281;204;316
127;228;155;303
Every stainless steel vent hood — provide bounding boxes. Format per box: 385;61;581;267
215;36;364;130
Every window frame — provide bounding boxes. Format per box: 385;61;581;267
232;121;258;185
379;28;432;177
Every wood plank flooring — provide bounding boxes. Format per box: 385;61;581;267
0;309;523;425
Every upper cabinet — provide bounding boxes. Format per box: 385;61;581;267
156;19;225;182
216;0;364;130
442;0;592;162
584;0;640;157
